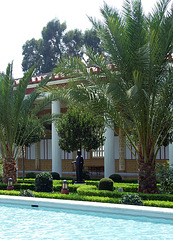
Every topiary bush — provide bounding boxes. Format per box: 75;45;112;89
26;172;36;179
98;178;114;191
109;174;122;183
51;172;60;180
120;193;143;206
35;172;53;192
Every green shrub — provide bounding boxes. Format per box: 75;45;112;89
120;193;143;206
51;172;60;180
20;189;35;197
122;179;138;183
35;172;53;192
109;174;122;183
17;179;35;184
116;183;138;192
25;172;36;179
98;178;114;191
156;163;173;194
82;170;91;180
0;183;7;190
14;183;35;190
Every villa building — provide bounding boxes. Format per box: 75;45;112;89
16;71;173;179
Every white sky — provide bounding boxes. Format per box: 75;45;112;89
0;0;172;78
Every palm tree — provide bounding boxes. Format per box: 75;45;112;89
53;0;173;193
0;63;53;183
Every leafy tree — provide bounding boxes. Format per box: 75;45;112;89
15;117;46;181
0;63;54;183
55;106;105;152
22;19;67;74
63;29;84;58
84;29;102;55
41;19;67;73
22;38;42;74
22;20;103;74
53;0;173;193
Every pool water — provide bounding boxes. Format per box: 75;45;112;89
0;204;173;240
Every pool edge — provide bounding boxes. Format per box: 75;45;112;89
0;195;173;220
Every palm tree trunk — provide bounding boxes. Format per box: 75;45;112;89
2;158;17;183
138;158;158;194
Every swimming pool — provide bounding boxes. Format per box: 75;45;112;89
0;203;173;240
0;196;173;240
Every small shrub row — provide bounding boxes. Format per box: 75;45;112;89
115;183;138;192
77;185;173;203
77;187;123;198
2;189;173;208
17;179;35;184
14;183;35;191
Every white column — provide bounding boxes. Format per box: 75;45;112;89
104;126;115;178
169;143;173;167
35;142;40;170
52;100;62;176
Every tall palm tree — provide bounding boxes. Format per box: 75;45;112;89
0;63;53;183
53;0;173;193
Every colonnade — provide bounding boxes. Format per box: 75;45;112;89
51;100;173;177
51;100;115;177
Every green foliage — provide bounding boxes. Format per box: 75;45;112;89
0;63;54;183
143;200;173;209
98;178;114;191
120;193;143;206
109;174;122;183
55;106;105;152
25;172;36;179
53;0;173;194
22;20;102;74
14;183;35;190
82;170;91;180
116;183;138;192
20;189;35;197
1;179;173;208
157;163;173;194
15;117;45;148
17;178;35;184
35;172;53;192
51;172;60;180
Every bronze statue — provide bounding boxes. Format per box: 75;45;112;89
72;150;84;183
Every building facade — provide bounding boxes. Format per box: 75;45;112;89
16;74;173;178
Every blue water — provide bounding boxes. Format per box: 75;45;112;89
0;203;173;240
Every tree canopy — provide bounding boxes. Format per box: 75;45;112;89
53;0;173;193
22;19;102;75
55;106;105;153
0;63;54;183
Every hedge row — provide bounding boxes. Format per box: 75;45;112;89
77;186;173;202
1;190;173;208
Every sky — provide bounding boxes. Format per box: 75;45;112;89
0;0;172;78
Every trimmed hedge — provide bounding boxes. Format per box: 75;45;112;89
18;179;35;184
1;189;173;208
116;183;138;192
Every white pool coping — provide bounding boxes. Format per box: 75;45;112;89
0;195;173;220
